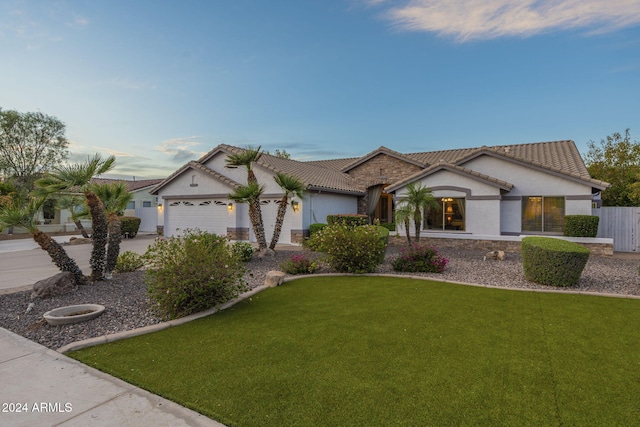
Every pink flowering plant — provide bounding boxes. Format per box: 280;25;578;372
391;244;449;273
279;253;319;275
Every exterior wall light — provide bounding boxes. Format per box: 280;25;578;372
227;202;234;211
291;200;300;212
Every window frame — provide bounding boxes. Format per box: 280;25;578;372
521;196;565;234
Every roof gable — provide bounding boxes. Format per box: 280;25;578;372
151;161;242;195
386;161;513;193
340;146;425;173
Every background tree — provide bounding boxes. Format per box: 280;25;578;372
225;146;268;250
584;129;640;206
36;154;115;281
270;173;305;250
89;181;132;279
0;197;85;285
0;108;69;194
264;148;291;159
397;183;439;243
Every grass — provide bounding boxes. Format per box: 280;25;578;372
69;276;640;426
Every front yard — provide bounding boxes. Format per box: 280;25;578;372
70;276;640;427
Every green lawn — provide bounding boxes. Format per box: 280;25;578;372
70;276;640;426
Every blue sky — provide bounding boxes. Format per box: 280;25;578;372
2;0;640;179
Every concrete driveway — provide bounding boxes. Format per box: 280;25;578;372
0;234;157;293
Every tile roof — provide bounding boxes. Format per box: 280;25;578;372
91;178;164;192
152;139;609;196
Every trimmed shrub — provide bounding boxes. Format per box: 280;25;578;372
522;236;590;287
392;244;449;273
279;253;319;275
326;214;368;228
115;250;145;272
307;224;386;273
309;223;327;237
373;225;390;245
119;216;141;238
145;230;247;319
231;241;254;262
380;222;396;232
564;215;599;238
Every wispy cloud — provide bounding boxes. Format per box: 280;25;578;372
157;137;205;162
376;0;640;41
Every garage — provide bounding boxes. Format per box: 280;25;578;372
164;199;230;237
258;199;295;245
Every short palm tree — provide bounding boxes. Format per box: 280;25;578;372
0;198;86;285
398;183;439;243
89;182;133;279
394;203;414;245
36;154;115;281
225;146;267;250
270;173;305;250
56;195;90;238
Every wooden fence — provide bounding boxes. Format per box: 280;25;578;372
592;207;640;252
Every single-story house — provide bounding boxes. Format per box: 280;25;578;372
151;140;610;245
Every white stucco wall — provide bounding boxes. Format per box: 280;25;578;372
394;169;503;235
303;192;358;228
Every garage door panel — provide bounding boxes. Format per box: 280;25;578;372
166;199;229;237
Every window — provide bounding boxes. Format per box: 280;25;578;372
425;198;465;231
126;201;135;210
143;201;152;207
522;196;564;233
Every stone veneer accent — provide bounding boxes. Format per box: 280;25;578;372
227;227;249;241
389;235;614;257
346;153;423;215
290;229;309;244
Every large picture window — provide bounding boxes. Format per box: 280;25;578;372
522;196;565;233
425;198;465;231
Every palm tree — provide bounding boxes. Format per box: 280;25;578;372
0;198;86;285
36;154;115;281
56;195;90;238
225;146;268;250
229;182;265;248
398;183;439;243
394;203;414;245
270;173;305;250
89;182;133;279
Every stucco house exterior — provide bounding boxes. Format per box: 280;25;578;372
151;140;610;245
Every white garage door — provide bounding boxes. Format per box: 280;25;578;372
259;199;294;245
165;199;229;237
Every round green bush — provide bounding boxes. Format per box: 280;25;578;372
231;241;254;262
522;237;590;287
307;224;385;273
115;250;145;272
144;230;247;319
563;215;599;237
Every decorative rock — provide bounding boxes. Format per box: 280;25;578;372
67;237;92;245
264;270;286;287
485;250;505;261
31;272;77;300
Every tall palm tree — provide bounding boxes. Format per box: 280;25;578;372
36;154;115;281
398;183;439;243
56;195;90;238
89;182;133;279
225;146;268;250
270;173;305;250
0;198;86;285
229;182;265;247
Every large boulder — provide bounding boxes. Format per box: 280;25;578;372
264;271;286;287
67;237;92;245
31;272;77;299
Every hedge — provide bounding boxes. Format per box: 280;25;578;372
326;214;368;227
119;216;141;238
521;236;590;287
563;215;599;238
309;223;327;237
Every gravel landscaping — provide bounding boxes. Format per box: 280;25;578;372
1;245;639;351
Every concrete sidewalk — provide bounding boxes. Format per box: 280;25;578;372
0;234;157;293
0;328;224;427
